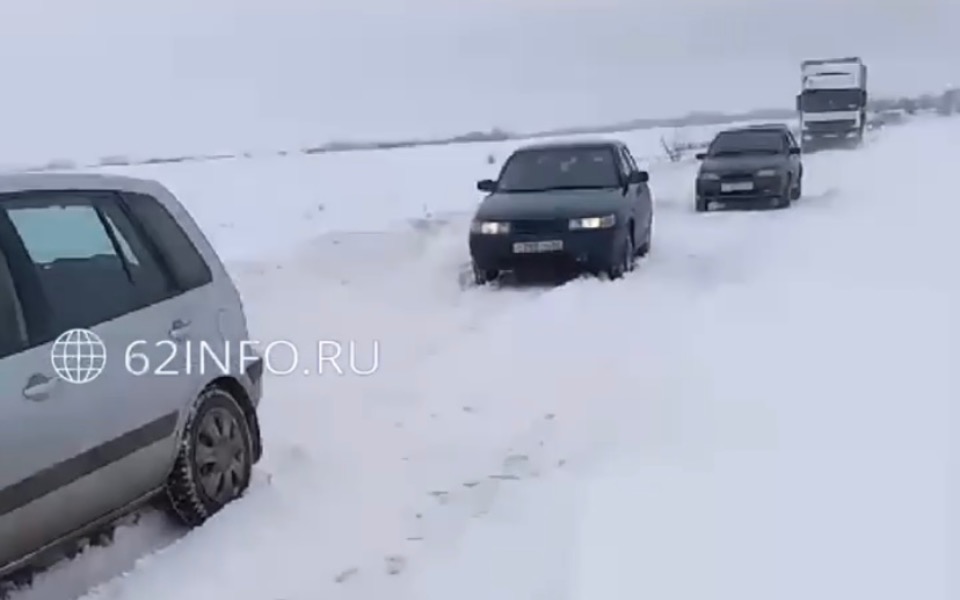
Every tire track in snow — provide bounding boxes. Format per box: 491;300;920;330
6;213;561;600
352;146;864;582
367;278;620;580
207;219;582;592
14;129;879;599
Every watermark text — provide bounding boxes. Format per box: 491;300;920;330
49;328;381;385
124;339;380;378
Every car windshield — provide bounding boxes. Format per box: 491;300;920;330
707;131;784;156
799;89;862;112
497;147;620;192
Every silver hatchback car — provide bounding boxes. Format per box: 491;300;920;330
0;173;263;579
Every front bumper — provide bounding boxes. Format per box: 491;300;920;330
696;175;787;206
469;227;624;272
801;132;861;151
801;123;862;147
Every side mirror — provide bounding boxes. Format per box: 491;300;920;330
628;170;649;183
477;179;497;192
695;152;706;160
788;147;801;155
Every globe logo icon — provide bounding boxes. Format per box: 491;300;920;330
51;328;107;384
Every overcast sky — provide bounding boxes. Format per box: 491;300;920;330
0;0;957;161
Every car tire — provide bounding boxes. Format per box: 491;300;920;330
774;178;793;209
636;220;652;257
166;385;254;527
695;198;708;212
790;174;802;200
607;232;634;280
472;263;497;286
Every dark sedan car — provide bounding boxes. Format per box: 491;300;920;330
469;140;653;284
694;125;803;212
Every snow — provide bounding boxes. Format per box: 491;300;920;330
7;116;958;600
81;120;780;261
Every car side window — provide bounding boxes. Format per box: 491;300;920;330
0;249;27;359
2;191;176;334
121;192;212;292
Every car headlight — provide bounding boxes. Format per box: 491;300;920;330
698;172;719;181
470;220;510;234
755;169;780;177
569;214;616;230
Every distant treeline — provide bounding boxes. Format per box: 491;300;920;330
9;87;959;175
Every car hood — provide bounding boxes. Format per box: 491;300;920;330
700;154;787;173
475;188;628;221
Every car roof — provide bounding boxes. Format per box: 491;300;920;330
512;138;624;152
0;172;171;197
721;123;792;135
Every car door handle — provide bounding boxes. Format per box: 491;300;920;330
23;374;58;401
170;319;192;340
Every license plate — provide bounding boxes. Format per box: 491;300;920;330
721;181;754;192
513;240;563;253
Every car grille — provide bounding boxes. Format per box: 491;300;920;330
509;219;569;234
804;119;857;133
720;171;754;182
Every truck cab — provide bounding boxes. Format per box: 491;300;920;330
796;57;868;151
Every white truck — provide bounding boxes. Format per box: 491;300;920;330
796;57;868;150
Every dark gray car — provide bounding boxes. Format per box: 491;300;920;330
469;140;654;284
694;125;803;212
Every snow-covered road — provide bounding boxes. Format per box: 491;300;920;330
10;117;957;600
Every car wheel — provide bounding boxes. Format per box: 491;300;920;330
774;178;793;209
472;263;497;286
790;175;802;200
166;385;254;527
607;233;634;280
695;198;708;212
636;219;652;257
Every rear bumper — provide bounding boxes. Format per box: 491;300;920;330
470;228;624;272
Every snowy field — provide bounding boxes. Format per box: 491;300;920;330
8;115;957;600
66;120;788;261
